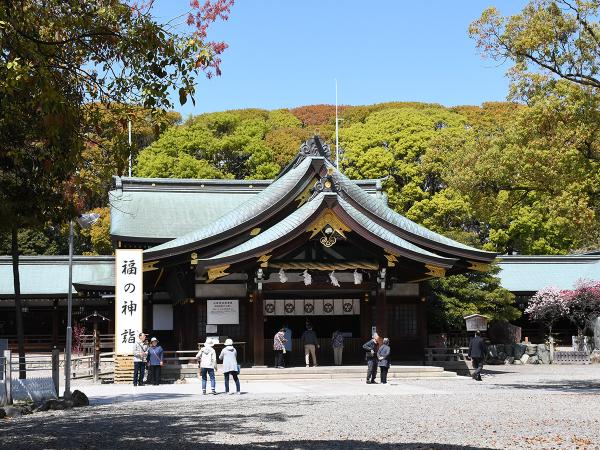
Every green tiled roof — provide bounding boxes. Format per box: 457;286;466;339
144;157;317;258
0;256;114;297
199;194;457;268
497;255;600;293
110;181;262;242
198;192;327;264
110;169;382;243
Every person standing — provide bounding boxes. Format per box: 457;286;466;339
147;337;164;386
273;327;287;368
468;330;487;381
283;324;292;367
331;330;344;366
377;337;391;384
301;324;319;367
132;332;148;386
219;339;241;395
197;338;217;394
362;332;379;384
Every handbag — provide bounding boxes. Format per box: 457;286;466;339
237;364;241;374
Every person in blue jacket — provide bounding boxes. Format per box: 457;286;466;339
147;337;164;385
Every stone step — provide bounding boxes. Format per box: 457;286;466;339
237;372;457;381
161;365;457;381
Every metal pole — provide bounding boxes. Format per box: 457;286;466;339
4;349;12;405
64;220;73;400
335;79;339;169
93;324;99;382
52;348;60;397
128;119;132;177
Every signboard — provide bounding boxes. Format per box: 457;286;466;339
115;249;143;354
207;299;239;325
464;314;489;332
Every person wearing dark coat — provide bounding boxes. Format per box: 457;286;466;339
362;332;379;384
377;338;391;384
468;330;487;381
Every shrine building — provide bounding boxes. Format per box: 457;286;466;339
98;136;496;364
13;136;582;365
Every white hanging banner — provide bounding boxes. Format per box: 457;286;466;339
262;298;360;316
264;299;276;316
115;249;143;354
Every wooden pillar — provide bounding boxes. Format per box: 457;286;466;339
144;298;152;335
360;293;372;341
418;283;428;351
51;299;59;347
252;289;265;367
376;287;388;338
246;292;254;366
189;300;198;348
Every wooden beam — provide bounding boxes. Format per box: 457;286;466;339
252;289;265;367
376;286;388;337
360;294;373;342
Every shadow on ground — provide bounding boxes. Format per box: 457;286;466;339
495;379;600;392
90;392;204;405
0;397;494;450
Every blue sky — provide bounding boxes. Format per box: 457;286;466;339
155;1;524;117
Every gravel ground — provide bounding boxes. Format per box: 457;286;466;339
1;365;600;449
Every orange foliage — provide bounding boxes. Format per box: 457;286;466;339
289;104;349;126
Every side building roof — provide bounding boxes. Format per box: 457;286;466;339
497;255;600;293
110;171;382;243
0;256;114;298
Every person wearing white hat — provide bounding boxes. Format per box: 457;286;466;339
196;338;217;394
147;337;164;385
219;338;241;395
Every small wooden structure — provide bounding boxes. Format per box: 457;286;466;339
464;314;489;332
114;355;134;384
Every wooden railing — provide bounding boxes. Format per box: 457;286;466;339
2;334;115;354
3;335;64;352
264;337;364;366
424;347;471;375
80;334;115;354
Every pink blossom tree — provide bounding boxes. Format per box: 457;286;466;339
525;287;569;336
563;280;600;336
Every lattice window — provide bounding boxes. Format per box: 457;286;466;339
388;303;417;337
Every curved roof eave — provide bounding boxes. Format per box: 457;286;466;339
144;156;322;260
198;193;456;270
329;162;496;262
335;198;457;268
197;192;328;267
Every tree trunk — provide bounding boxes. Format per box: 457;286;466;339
11;226;26;379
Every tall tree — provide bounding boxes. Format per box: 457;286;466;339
469;0;600;95
467;0;600;253
0;0;233;378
